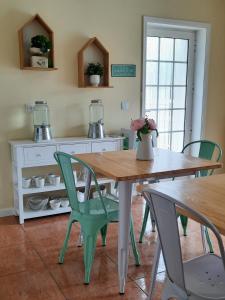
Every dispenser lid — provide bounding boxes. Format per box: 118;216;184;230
91;99;102;104
35;100;47;105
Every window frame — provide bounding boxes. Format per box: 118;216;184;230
142;16;211;147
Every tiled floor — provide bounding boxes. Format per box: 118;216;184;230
0;196;221;299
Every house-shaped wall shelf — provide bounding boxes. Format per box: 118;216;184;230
77;37;112;88
18;14;57;70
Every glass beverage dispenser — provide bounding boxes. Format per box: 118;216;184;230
88;99;105;139
33;101;52;142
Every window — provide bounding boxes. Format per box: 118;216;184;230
142;25;196;152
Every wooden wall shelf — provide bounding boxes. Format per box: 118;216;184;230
77;37;111;88
18;14;57;70
22;67;58;71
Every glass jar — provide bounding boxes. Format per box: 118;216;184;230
89;99;104;124
33;101;50;126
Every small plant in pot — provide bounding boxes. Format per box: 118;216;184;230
30;35;52;55
86;63;104;87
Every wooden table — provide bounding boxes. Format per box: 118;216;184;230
76;148;222;293
148;173;225;236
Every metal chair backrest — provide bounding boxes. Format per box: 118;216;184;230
151;129;158;147
182;140;222;176
142;189;225;293
54;151;108;216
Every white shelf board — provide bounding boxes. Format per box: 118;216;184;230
21;178;114;195
24;206;71;219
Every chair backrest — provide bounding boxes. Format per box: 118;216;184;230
54;151;107;216
182;140;222;176
142;189;225;294
151;129;158;147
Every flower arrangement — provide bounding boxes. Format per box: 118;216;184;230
131;117;157;141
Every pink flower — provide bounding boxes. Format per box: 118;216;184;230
130;118;145;131
147;118;157;130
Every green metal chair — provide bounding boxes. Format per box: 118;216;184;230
54;151;140;284
179;140;222;253
139;140;222;249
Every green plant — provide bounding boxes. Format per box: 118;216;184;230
86;63;104;76
31;35;51;54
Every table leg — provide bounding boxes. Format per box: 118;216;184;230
148;237;161;299
118;181;132;294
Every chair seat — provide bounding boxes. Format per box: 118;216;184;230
184;254;225;298
79;196;119;220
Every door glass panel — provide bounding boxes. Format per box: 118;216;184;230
158;110;171;132
145;87;157;109
172;110;185;131
147;37;159;60
171;132;184;152
160;38;174;61
144;31;192;152
175;39;188;62
158;87;171;109
158;133;170;149
174;63;187;85
159;62;173;85
173;87;186;108
146;62;158;85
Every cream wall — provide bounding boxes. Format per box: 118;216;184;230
0;0;225;210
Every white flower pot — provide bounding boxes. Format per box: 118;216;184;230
136;133;154;160
90;75;100;87
30;47;43;55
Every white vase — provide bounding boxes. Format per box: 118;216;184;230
136;133;154;160
90;75;100;87
30;47;43;55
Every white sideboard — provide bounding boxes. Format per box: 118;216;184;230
9;136;124;224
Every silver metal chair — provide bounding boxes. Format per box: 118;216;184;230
143;189;225;300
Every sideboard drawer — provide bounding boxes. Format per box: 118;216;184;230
92;141;118;152
23;145;57;166
59;143;91;155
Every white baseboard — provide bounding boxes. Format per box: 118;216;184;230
0;208;15;217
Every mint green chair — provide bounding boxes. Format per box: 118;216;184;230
179;140;222;253
139;140;222;249
54;151;140;284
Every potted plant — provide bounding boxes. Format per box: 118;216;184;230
30;35;51;55
130;117;157;160
86;63;104;87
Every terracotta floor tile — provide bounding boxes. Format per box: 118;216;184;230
0;195;223;299
0;242;45;276
0;270;65;300
62;281;147;300
0;216;19;225
49;253;129;289
0;223;26;248
24;218;79;247
35;242;106;267
135;272;166;298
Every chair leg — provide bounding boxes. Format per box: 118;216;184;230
205;227;214;253
100;224;108;247
201;225;214;253
139;204;150;243
130;218;140;266
180;215;188;236
149;209;156;232
58;218;73;264
148;237;161;300
83;233;98;284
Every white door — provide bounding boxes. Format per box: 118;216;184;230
142;28;195;152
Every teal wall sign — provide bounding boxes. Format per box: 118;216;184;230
111;64;136;77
